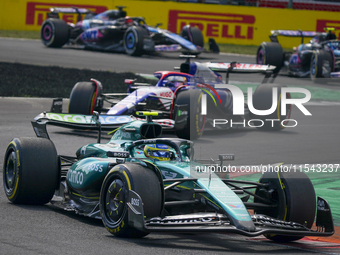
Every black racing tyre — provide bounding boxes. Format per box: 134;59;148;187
254;167;316;242
124;26;148;56
3;137;59;205
41;18;69;48
256;42;284;73
310;49;333;80
174;89;205;140
249;83;291;131
100;163;163;238
180;25;204;48
68;82;97;115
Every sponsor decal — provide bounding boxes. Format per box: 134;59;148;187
228;204;243;208
81;29;98;41
88;163;103;172
155;44;181;51
80;145;87;156
160;91;173;98
219;154;235;161
209;62;271;70
131;197;140;206
107;151;130;158
68;170;83;185
148;217;213;224
317;199;325;211
153;120;174;127
168;10;255;40
177;110;188;116
115;130;132;139
289;54;299;65
161;170;178;179
46;113;132;124
316;19;340;38
26;2;107;26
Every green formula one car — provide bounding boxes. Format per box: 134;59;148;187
3;112;334;242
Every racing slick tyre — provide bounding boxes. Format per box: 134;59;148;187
256;42;284;73
3;137;59;205
310;49;333;80
100;163;163;238
69;81;100;115
180;25;204;48
41;18;69;48
124;26;149;56
174;89;205;140
249;83;291;131
254;167;316;242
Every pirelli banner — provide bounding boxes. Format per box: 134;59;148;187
1;0;340;48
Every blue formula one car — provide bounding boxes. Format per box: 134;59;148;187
40;6;219;56
256;28;340;80
3;112;334;241
50;57;291;140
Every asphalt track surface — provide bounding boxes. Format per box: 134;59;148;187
0;38;340;254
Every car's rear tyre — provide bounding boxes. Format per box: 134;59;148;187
310;49;333;80
180;25;204;48
254;167;316;242
41;18;69;48
69;82;99;115
256;42;284;73
249;84;291;131
100;163;163;238
174;89;205;140
3;137;59;205
124;26;148;56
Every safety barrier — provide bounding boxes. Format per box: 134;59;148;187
1;0;340;47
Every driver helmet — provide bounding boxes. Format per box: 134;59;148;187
144;144;170;161
310;36;319;44
164;76;187;88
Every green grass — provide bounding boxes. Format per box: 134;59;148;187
0;30;41;40
235;171;340;226
0;29;287;55
205;43;259;55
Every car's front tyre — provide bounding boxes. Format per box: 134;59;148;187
68;81;102;115
255;167;316;242
100;163;163;238
256;42;284;73
180;25;204;48
310;49;333;81
174;89;205;140
3;137;59;205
